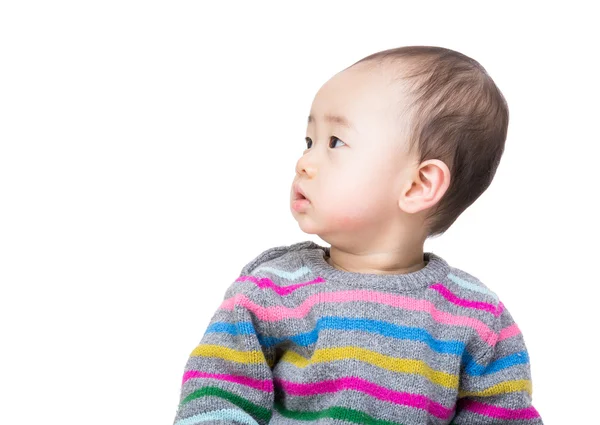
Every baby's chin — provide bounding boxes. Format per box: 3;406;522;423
291;206;324;234
292;209;370;240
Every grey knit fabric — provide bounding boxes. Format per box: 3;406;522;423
173;240;543;425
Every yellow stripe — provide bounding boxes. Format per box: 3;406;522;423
190;344;530;396
191;344;274;367
280;346;458;389
458;379;532;397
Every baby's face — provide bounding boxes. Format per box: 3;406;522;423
291;63;418;239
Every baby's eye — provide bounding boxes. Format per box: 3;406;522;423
304;136;346;149
330;136;346;148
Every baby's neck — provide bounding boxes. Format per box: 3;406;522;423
325;245;426;275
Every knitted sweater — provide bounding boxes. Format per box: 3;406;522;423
173;241;543;425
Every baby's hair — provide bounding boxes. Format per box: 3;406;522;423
351;46;509;238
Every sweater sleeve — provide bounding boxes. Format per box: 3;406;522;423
172;280;276;425
450;304;544;424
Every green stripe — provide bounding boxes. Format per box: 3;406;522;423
181;386;272;422
274;399;406;425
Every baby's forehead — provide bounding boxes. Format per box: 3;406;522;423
347;57;414;85
312;61;413;122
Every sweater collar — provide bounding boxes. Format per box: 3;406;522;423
292;240;450;291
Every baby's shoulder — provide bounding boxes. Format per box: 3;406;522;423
229;241;319;301
239;240;315;278
440;265;501;308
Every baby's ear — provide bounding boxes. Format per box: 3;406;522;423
398;159;450;214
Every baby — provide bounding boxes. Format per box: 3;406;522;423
172;46;543;425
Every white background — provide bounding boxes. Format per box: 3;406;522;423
1;1;598;424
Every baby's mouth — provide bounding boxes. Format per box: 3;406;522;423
294;190;309;201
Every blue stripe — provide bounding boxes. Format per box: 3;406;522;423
205;321;255;335
463;350;530;376
253;265;312;280
447;273;499;302
175;409;259;425
207;316;465;356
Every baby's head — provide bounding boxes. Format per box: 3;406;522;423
291;46;508;251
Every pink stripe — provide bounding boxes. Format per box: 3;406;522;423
182;370;273;392
430;283;502;316
236;275;326;296
221;290;498;346
458;399;541;420
498;323;521;342
274;376;454;420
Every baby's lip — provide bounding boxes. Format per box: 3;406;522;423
293;183;310;201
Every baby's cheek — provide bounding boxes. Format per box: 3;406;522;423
333;214;354;228
327;204;373;230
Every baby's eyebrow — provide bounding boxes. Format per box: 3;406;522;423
308;114;357;132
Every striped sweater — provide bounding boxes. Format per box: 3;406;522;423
173;240;543;425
